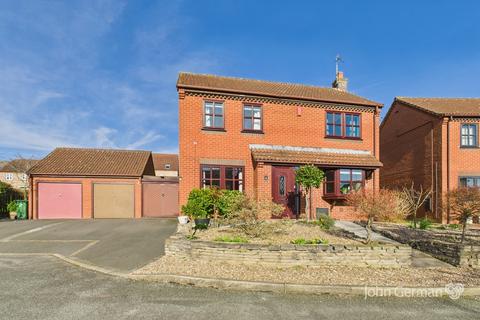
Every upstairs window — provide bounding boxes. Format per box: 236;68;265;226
326;111;361;139
201;165;244;191
204;101;224;129
324;169;364;198
345;113;361;138
461;124;477;147
5;173;13;181
243;104;262;132
164;164;171;170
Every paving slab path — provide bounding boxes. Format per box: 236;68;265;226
334;220;398;244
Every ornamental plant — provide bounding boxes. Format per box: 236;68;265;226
445;187;480;243
401;183;432;229
181;189;214;219
295;165;324;221
7;201;17;213
347;189;408;243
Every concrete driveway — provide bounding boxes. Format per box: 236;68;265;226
0;219;176;272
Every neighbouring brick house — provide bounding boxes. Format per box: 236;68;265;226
380;97;480;223
0;159;39;192
152;153;179;178
177;72;383;220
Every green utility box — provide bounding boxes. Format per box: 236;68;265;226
15;200;27;220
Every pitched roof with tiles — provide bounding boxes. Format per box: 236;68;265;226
29;148;152;177
249;144;382;168
396;97;480;116
152;153;178;171
177;73;382;108
0;159;39;172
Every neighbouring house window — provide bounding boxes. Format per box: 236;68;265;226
204;101;224;129
459;176;480;188
326;111;361;138
164;164;171;169
201;165;244;191
21;174;27;181
5;173;13;181
461;124;477;147
324;169;364;198
243;104;262;131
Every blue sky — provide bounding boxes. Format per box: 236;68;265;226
1;0;479;160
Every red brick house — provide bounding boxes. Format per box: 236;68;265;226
380;97;480;223
177;72;383;220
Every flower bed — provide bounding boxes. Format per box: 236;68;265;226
193;220;360;245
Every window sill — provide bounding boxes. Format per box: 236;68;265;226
323;194;348;200
202;127;226;132
241;130;264;134
324;136;363;141
460;146;480;149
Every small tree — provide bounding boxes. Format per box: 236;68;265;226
446;187;480;243
347;189;408;243
295;165;324;221
401;183;432;228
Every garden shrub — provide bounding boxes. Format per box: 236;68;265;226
181;189;214;219
347;189;409;243
315;215;335;230
217;190;245;218
448;224;459;230
291;238;328;245
419;218;432;230
227;197;285;238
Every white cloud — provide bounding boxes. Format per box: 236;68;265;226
0;115;74;151
94;127;117;148
126;131;164;149
0;1;225;158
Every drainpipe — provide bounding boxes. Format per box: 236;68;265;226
373;107;378;192
446;116;452;224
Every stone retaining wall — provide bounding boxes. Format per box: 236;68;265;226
165;236;412;267
371;225;480;268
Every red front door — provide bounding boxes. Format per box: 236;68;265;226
272;166;297;218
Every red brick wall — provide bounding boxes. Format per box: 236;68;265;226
179;90;380;220
29;176;143;219
380;101;480;223
380;101;444;221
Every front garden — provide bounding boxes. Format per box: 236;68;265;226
138;168;480;287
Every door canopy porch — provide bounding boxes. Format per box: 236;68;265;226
249;144;382;168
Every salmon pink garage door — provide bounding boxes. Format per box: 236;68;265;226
38;183;82;219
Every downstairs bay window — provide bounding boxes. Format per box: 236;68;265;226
201;165;244;191
323;169;364;198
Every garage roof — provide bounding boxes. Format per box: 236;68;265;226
29;148;153;177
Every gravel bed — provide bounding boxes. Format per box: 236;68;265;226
192;220;361;245
136;256;480;287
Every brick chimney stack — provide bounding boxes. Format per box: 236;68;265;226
332;71;348;92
